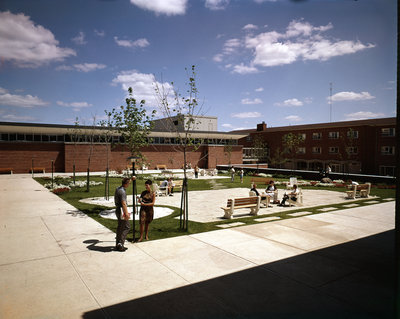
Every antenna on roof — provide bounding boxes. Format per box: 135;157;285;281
329;82;333;122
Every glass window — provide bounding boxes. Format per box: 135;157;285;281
347;130;359;138
381;146;395;155
381;128;395;137
1;133;9;141
312;147;321;154
328;132;339;139
34;134;41;142
329;147;339;153
312;132;322;140
297;147;306;154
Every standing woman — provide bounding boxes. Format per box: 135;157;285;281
138;179;156;242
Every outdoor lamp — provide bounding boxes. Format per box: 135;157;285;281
127;156;140;241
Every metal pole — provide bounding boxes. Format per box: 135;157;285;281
31;158;34;178
51;160;54;189
132;161;136;241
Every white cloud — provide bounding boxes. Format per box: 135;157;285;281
56;63;106;72
0;11;76;68
344;111;385;121
111;70;174;107
331;91;375;102
0;114;36;122
71;32;87;45
57;101;92;112
275;98;303;107
231;112;261;118
243;24;258;31
254;0;277;3
0;88;48;108
222;123;234;129
223;38;242;54
285;115;302;122
241;98;262;105
94;29;105;37
232;63;259;74
205;0;230;10
73;63;106;72
114;37;150;48
130;0;187;15
213;54;224;62
215;19;375;70
255;87;264;92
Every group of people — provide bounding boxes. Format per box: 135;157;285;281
250;180;300;207
160;178;175;196
114;177;156;252
230;167;244;183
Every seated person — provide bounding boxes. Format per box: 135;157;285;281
250;183;269;205
167;178;174;196
160;179;169;195
279;184;299;207
265;180;279;204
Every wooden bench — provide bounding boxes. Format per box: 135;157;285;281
156;164;167;170
173;180;183;192
221;196;261;219
251;177;274;187
0;168;13;174
30;167;45;173
346;183;371;199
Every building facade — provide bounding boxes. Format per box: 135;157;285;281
240;118;396;176
0;121;245;174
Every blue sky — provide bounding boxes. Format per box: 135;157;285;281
0;0;397;131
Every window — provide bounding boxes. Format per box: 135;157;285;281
328;131;339;139
381;128;395;137
312;147;321;154
329;147;339;154
246;136;252;142
312;132;322;140
297;147;306;154
379;166;396;176
347;130;359;138
347;147;358;154
381;146;395;155
299;133;306;141
1;133;8;141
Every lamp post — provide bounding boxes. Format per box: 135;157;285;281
127;156;139;242
51;160;54;189
31;158;34;178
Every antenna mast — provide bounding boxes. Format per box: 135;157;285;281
329;82;333;122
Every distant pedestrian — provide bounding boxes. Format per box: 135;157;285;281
230;167;235;182
239;169;244;183
114;177;134;252
137;179;156;242
195;165;199;178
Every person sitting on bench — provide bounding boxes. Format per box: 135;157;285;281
265;180;279;204
279;184;299;207
250;184;267;201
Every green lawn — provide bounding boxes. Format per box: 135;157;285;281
34;174;396;242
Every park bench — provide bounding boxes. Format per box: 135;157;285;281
173;180;183;192
251;177;274;187
156;164;167;170
0;168;13;174
30;167;45;173
346;183;371;199
221;196;261;219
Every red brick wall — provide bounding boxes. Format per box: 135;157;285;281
0;142;64;173
0;142;243;173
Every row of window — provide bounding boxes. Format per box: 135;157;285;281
300;146;395;155
0;133;238;146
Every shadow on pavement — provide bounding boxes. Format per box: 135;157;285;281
83;230;395;319
83;239;115;253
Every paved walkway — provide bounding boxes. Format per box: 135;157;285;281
0;174;396;319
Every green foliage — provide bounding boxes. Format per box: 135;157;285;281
109;87;156;161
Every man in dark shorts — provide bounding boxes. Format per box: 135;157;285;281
114;177;134;251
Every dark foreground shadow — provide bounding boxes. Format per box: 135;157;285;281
83;230;396;319
83;239;114;253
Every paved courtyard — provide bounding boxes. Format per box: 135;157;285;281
0;174;396;319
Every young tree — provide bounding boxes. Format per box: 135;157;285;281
154;65;204;231
98;111;113;200
282;133;304;172
109;87;156;239
224;139;234;167
85;115;97;192
252;134;268;172
68;117;81;185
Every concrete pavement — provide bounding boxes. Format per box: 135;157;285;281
0;174;396;319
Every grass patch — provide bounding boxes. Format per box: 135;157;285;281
34;174;396;241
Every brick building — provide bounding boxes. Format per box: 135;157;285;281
240;117;396;176
0;121;245;174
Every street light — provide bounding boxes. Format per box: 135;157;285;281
51;160;54;189
127;156;140;242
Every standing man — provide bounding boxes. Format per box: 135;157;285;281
114;177;135;252
230;167;235;182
